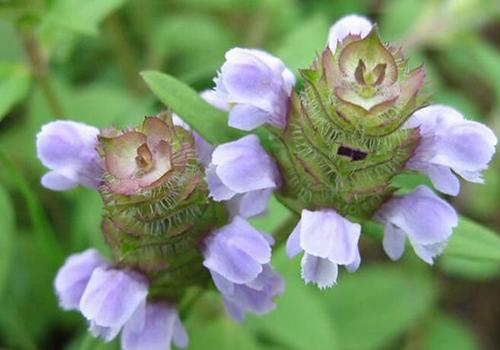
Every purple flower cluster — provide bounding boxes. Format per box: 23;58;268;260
206;15;497;288
54;249;187;349
38;109;284;348
38;12;497;350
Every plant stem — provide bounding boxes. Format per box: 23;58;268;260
104;14;146;94
19;30;64;119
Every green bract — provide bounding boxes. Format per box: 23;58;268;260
272;28;426;220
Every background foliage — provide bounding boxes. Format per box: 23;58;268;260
0;0;499;349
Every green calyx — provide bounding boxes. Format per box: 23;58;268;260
272;27;426;220
97;112;227;301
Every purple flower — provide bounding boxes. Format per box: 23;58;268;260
122;302;188;350
202;216;284;321
328;14;373;53
286;209;361;289
213;48;295;130
80;267;149;341
36;120;103;191
54;249;108;311
375;185;459;264
405;105;497;196
206;135;280;218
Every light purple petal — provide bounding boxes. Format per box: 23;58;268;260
212;135;278;193
411;240;448;265
203;217;271;284
213;48;293;130
222;298;246;322
122;302;187;350
232;189;273;218
328;15;373;53
172;316;189;348
382;223;406;261
406;105;497;195
301;254;338;289
200;89;230;111
210;270;235;296
89;321;121;342
345;248;361;272
299;209;361;264
206;164;236;201
36;120;103;190
228;104;274;131
407;161;460;196
54;249;107;310
377;186;458;245
286;221;302;258
80;267;148;334
42;171;79;191
221;48;283;111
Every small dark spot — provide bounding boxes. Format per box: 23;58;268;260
337;145;367;161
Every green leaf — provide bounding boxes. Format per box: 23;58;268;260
0;185;14;298
445;217;500;262
439;254;500;281
0;62;30;122
322;264;436;350
274;14;329;73
141;70;244;144
247;249;338;350
422;313;480;350
41;0;127;36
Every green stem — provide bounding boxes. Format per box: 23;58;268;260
104;14;145;94
19;30;64;119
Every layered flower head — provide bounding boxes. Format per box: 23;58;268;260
98;115;189;195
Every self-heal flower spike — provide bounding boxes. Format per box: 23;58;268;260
375;185;459;264
44;111;283;349
211;14;496;288
404;105;497;196
286;209;361;289
121;302;188;350
202;216;284;321
206;135;280;218
36;120;103;191
213;48;295;130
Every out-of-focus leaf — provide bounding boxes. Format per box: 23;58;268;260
0;62;30;122
250;196;294;233
379;0;425;41
422;312;480;350
0;152;64;267
390;172;433;194
189;319;260;350
41;0;127;36
0;185;14;297
322;264;436;350
141;70;243;144
440;254;500;281
247;249;338;350
445;217;500;262
0;21;26;63
274;14;329;73
150;14;235;83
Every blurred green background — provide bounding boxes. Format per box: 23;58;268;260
1;0;500;349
